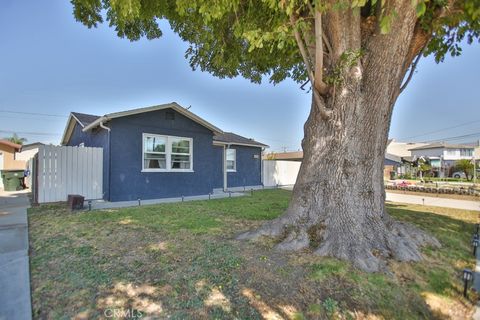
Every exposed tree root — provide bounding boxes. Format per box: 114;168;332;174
237;213;440;273
276;228;310;251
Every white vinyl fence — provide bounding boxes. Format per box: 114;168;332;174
35;145;103;203
262;160;301;187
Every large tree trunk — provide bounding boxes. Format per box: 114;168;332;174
238;2;440;272
238;93;439;272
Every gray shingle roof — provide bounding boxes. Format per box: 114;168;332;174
70;111;267;148
408;143;474;151
71;112;100;127
214;132;268;147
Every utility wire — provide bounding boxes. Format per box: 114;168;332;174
0;129;61;136
0;110;67;118
401;119;480;140
0;115;65;121
423;131;480;143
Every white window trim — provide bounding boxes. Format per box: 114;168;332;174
142;133;194;172
226;148;236;172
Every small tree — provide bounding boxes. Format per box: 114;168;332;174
5;133;27;145
415;158;431;180
455;159;474;180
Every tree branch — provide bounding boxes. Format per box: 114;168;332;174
290;14;331;120
400;44;425;93
314;8;325;90
290;15;315;83
306;2;333;56
300;79;310;90
322;32;333;55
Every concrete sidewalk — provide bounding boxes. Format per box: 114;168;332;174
280;186;480;211
0;190;32;320
386;192;480;211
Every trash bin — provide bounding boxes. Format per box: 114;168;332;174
389;171;396;180
1;170;25;191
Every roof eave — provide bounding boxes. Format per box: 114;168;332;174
82;116;108;132
70;113;85;128
60;114;77;146
81;103;224;135
213;141;269;148
0;140;22;151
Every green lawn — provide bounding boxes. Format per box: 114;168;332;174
28;189;477;319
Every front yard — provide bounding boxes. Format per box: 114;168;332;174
29;189;477;319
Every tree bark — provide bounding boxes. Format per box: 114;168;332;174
237;1;440;273
238;91;440;272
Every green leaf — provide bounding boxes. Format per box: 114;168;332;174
380;15;392;34
416;2;427;17
70;0;480;85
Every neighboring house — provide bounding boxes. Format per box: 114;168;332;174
409;143;475;177
0;140;25;169
263;151;303;161
264;148;404;180
385;139;428;160
16;142;45;162
0;140;25;188
60;103;268;202
384;153;402;180
17;142;45;189
385;139;429;178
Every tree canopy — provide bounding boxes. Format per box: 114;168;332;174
71;0;479;86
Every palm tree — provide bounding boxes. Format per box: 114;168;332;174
5;133;27;145
455;159;474;181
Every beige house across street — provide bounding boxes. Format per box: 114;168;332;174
0;140;25;189
0;140;25;170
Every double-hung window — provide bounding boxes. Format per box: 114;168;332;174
226;148;236;172
143;134;192;171
171;138;192;169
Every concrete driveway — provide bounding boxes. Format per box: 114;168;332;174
0;189;32;320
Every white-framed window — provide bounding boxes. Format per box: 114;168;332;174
460;149;473;157
445;149;456;156
226;148;236;172
142;133;193;172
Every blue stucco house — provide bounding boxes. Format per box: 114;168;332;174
60;103;268;202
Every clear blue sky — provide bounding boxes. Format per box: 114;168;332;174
1;0;479;151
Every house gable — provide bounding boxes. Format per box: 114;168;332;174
107;107;219;201
83;102;223;135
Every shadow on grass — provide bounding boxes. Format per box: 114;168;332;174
28;191;477;319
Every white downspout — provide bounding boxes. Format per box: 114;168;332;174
261;147;265;186
99;121;111;132
99;121;111;200
223;145;227;192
